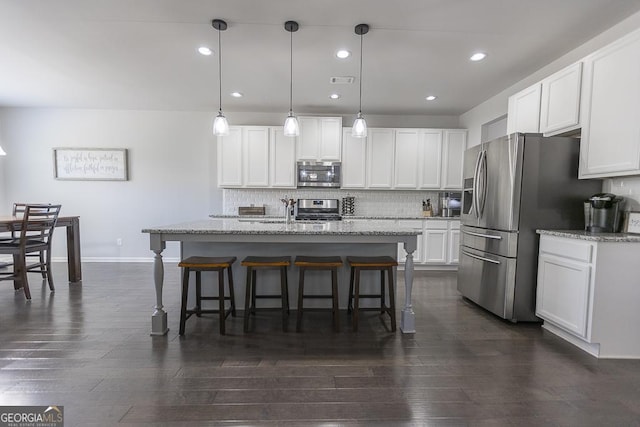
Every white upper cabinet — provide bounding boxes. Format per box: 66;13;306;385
296;116;342;161
217;127;243;187
366;128;395;188
341;128;367;188
217;126;296;188
506;83;542;134
269;128;297;188
579;29;640;179
243;127;270;187
441;130;466;189
419;130;443;189
394;129;421;188
539;62;583;135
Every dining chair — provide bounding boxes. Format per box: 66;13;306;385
0;204;62;299
11;203;47;278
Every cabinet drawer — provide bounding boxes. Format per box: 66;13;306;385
539;236;593;263
425;220;448;230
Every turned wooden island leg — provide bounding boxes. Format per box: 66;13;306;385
150;235;168;336
401;240;416;333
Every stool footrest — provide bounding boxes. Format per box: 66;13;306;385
301;294;334;299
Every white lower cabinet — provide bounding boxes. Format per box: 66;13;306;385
395;219;459;266
536;234;640;358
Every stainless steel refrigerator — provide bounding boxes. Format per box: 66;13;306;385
457;133;601;322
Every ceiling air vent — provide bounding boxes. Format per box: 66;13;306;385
330;76;355;84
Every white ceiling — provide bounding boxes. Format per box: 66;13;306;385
1;0;640;116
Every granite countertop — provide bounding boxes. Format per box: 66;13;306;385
210;214;459;221
537;229;640;242
143;218;422;236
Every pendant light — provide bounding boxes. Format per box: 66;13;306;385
352;23;369;138
212;19;229;136
283;21;300;137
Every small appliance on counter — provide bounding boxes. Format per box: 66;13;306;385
295;199;342;221
584;193;624;232
438;191;461;217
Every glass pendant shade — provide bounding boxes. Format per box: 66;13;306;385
352;112;367;138
0;146;6;156
213;111;229;136
283;111;299;137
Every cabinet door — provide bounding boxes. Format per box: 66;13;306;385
394;129;420;188
540;62;582;135
441;130;466;189
424;229;447;264
297;116;320;160
506;83;541;134
419;130;442;189
366;128;395;188
341;128;367;188
270;127;296;188
447;221;460;264
579;30;640;178
217;127;243;187
536;253;591;338
243;127;270;187
319;117;342;161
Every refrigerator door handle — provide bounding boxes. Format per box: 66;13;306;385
477;150;487;218
461;250;501;265
472;150;483;218
462;230;502;240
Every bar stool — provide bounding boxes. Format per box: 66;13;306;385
347;256;398;332
294;256;343;332
178;256;237;336
242;256;291;332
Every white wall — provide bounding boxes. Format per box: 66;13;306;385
0;108;459;261
0;108;217;261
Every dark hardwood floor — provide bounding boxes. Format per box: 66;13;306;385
1;263;640;426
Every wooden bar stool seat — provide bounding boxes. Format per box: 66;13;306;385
347;256;398;332
241;256;291;332
178;256;237;336
294;256;343;332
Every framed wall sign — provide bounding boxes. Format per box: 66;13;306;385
624;211;640;234
53;148;128;181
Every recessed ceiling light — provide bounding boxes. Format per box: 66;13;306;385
470;52;487;61
198;46;213;56
231;92;243;98
329;93;340;100
425;95;437;101
336;50;351;59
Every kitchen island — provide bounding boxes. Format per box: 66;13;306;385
142;218;421;335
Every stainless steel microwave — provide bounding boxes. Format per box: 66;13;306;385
296;161;341;188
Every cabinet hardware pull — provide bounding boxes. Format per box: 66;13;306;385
461;250;501;265
462;230;502;240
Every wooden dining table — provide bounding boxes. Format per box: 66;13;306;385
0;215;82;283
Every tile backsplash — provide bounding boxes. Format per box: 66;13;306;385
606;177;640;211
222;188;444;217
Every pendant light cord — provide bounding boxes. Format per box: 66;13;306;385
358;32;363;114
289;29;293;113
218;26;223;113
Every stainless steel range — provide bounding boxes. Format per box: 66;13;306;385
295;199;342;221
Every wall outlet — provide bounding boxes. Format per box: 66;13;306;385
116;238;122;246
